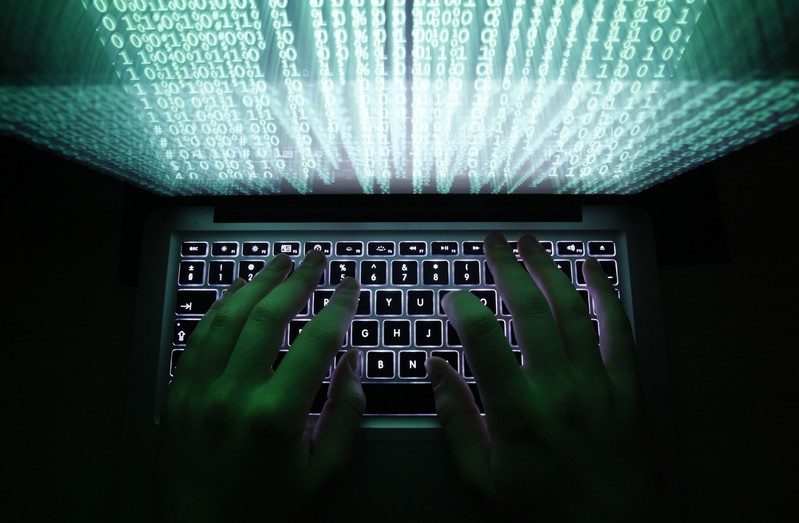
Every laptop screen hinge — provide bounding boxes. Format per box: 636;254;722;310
214;195;585;223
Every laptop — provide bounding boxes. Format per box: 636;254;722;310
1;0;797;520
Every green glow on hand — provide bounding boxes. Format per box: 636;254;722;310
0;0;797;196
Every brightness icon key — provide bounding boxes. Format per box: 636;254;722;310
243;242;270;256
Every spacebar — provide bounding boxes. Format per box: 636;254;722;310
311;383;484;415
363;383;437;414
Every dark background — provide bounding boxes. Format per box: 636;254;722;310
4;125;797;522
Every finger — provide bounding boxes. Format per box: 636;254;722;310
174;277;247;385
222;249;328;382
189;254;294;382
443;290;528;427
483;232;567;376
584;257;638;387
426;356;492;495
269;277;360;429
309;349;366;490
518;234;604;374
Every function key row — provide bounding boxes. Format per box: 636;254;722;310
181;240;616;258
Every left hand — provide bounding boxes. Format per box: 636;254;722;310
155;250;364;523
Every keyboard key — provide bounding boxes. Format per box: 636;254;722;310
431;350;459;372
462;241;484;256
415;320;443;347
330;260;356;283
384;320;411;346
599;260;619;285
470;290;497;313
272;349;288;370
243;242;270;256
211;242;238;256
362;383;436;414
336;241;363;256
239;260;265;282
375;290;403;315
175;289;217;315
407;290;435;315
539;241;554;255
170;349;183;377
305;241;332;255
181;241;208;257
431;241;459;255
391;260;418;285
554;259;572;282
178;260;205;286
588;241;616;256
209;261;235;285
438;290;452;314
288;319;310;345
361;261;387;285
367;241;395;256
463;354;474;379
398;351;427;378
577;289;590;313
352;320;379;346
399;241;427;256
422;260;449;285
446;321;461;346
334;350;362;376
366;351;395;378
449;319;504;347
355;290;372;316
484;262;494;284
484;259;524;285
313;290;335;314
173;319;200;346
556;241;584;256
454;260;481;285
575;259;618;286
274;242;300;256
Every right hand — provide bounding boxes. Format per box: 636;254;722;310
427;233;670;522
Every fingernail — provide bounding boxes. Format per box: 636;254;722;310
484;232;507;249
268;254;291;270
584;256;601;276
229;278;246;292
337;276;359;291
518;234;542;253
347;349;362;377
303;248;325;266
426;358;443;386
440;291;453;313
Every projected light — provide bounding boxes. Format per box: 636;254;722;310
1;0;798;195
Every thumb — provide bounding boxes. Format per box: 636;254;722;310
309;349;365;488
427;356;492;493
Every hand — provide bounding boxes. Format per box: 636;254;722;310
427;233;668;522
155;250;364;523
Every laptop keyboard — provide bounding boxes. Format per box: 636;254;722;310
171;233;620;415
